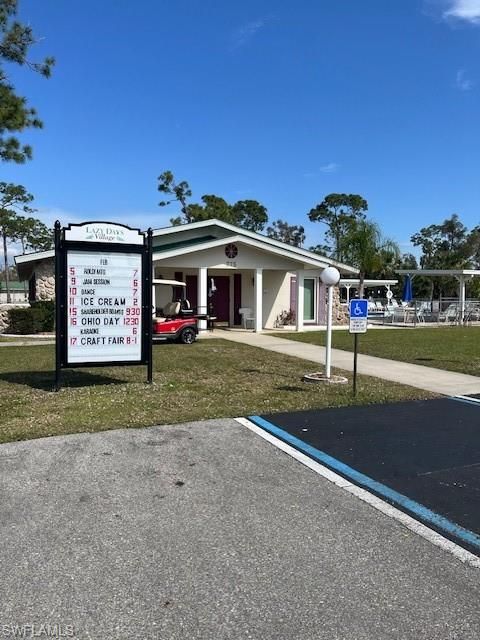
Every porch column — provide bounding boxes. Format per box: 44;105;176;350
295;271;304;332
197;267;208;331
458;275;466;325
345;284;351;304
254;268;263;332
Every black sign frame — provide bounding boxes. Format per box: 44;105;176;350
54;220;153;390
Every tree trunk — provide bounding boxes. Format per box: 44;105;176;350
358;273;365;298
2;232;11;304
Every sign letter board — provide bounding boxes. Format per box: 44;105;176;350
55;221;153;389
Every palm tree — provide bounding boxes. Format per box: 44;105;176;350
342;220;400;298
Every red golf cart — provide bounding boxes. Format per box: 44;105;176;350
152;279;198;344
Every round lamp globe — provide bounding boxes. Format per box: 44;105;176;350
320;266;341;287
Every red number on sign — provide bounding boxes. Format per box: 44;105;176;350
69;288;77;295
71;277;76;285
69;307;77;316
70;337;77;346
126;307;140;316
70;318;77;326
69;267;75;276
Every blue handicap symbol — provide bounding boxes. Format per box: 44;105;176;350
349;299;368;318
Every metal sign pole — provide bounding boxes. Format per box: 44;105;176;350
146;228;153;384
353;333;358;396
349;298;368;396
54;220;62;392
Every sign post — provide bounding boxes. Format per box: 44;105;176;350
349;299;368;396
54;221;152;391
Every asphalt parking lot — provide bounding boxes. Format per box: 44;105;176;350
251;396;480;556
1;417;479;640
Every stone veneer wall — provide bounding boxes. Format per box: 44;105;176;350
332;285;348;325
34;259;55;301
0;304;30;333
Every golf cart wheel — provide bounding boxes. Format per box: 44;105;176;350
179;327;196;344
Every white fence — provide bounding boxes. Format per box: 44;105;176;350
0;291;28;304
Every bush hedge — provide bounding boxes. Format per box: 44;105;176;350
7;301;55;334
30;300;55;331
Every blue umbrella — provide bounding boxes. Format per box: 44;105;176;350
402;275;413;302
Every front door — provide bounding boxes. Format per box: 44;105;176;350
210;276;230;322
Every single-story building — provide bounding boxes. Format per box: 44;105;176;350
14;218;357;331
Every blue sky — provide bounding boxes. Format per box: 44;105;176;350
3;0;480;255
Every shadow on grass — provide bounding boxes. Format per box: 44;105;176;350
276;385;307;393
414;357;459;364
0;370;126;391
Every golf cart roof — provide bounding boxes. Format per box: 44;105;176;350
152;279;186;287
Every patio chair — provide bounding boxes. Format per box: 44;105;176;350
438;304;458;325
239;307;255;329
465;303;480;323
415;302;430;323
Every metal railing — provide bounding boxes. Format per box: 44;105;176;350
366;298;480;326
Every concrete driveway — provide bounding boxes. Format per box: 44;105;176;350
0;419;479;639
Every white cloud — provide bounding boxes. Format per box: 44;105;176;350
231;19;265;49
456;68;474;90
319;162;339;173
304;163;340;178
443;0;480;23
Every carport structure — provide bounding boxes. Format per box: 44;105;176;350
397;269;480;325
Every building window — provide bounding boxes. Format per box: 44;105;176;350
303;278;316;322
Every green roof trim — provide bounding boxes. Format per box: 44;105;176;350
152;234;217;253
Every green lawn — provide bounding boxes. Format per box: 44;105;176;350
0;339;434;444
270;326;480;376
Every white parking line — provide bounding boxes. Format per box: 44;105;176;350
236;416;480;569
453;395;480;406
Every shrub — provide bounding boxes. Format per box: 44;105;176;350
7;306;47;334
275;309;296;327
30;300;55;331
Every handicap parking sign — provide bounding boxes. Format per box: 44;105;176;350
349;299;368;318
349;299;368;334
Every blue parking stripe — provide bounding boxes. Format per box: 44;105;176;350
249;414;480;551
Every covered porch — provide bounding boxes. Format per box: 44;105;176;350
152;237;355;331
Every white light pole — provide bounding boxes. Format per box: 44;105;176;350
320;266;341;379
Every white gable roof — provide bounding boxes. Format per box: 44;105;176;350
152;218;357;274
153;233;331;269
14;218;358;280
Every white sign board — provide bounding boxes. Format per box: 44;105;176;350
349;317;368;334
64;222;144;245
67;250;142;363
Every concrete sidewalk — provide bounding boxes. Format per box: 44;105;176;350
215;330;480;396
